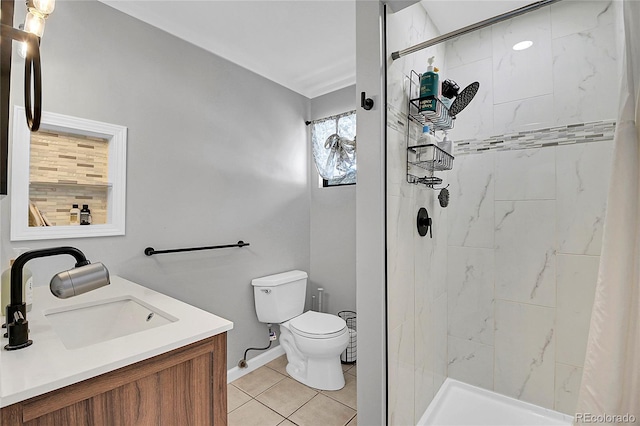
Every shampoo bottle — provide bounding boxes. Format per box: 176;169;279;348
69;204;80;225
419;56;440;112
441;94;453;110
1;250;33;314
417;125;436;145
438;131;453;155
80;204;92;225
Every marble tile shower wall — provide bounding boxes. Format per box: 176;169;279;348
386;5;448;426
443;0;618;416
446;140;613;415
445;2;618;142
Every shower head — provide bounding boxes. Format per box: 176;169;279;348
449;82;480;117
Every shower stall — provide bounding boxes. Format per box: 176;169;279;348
385;1;619;424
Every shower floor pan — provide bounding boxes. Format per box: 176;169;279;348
418;379;573;426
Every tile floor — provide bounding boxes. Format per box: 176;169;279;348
228;355;357;426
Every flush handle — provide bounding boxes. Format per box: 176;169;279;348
261;289;271;294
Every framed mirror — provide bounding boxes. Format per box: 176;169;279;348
11;107;127;240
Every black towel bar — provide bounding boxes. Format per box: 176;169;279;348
144;241;249;256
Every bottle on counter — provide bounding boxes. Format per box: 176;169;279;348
69;204;80;226
80;204;92;225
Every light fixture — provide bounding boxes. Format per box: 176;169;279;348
0;0;55;133
30;0;56;16
18;42;28;58
513;40;533;51
24;0;55;38
17;25;28;59
24;11;45;37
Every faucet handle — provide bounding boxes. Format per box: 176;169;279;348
5;303;26;328
13;311;25;323
5;307;32;350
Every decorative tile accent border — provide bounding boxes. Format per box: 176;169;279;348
387;103;407;134
387;103;615;156
454;120;616;155
387;103;424;145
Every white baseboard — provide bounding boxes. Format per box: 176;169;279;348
227;345;285;383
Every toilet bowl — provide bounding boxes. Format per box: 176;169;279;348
251;270;350;391
279;311;349;390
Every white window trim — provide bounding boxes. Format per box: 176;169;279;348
10;107;127;241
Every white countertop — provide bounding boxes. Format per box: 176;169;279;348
0;276;233;408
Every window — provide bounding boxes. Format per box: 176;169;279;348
311;110;356;187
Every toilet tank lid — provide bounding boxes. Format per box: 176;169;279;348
251;270;308;287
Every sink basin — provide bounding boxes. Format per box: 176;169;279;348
44;296;178;349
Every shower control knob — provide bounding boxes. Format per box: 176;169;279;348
417;207;432;238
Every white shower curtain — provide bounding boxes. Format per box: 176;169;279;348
575;1;640;424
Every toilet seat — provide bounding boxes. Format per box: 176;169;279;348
289;311;347;339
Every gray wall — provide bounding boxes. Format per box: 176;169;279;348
309;85;356;315
1;0;311;368
355;1;388;424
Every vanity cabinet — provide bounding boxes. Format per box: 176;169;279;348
1;333;227;425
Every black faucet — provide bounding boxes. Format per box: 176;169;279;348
4;246;110;351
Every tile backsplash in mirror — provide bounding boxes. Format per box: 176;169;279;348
28;131;109;226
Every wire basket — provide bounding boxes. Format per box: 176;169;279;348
408;143;454;172
407;70;454;132
338;310;357;364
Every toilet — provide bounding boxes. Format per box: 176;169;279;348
252;270;349;390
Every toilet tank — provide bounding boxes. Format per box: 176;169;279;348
251;270;307;323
